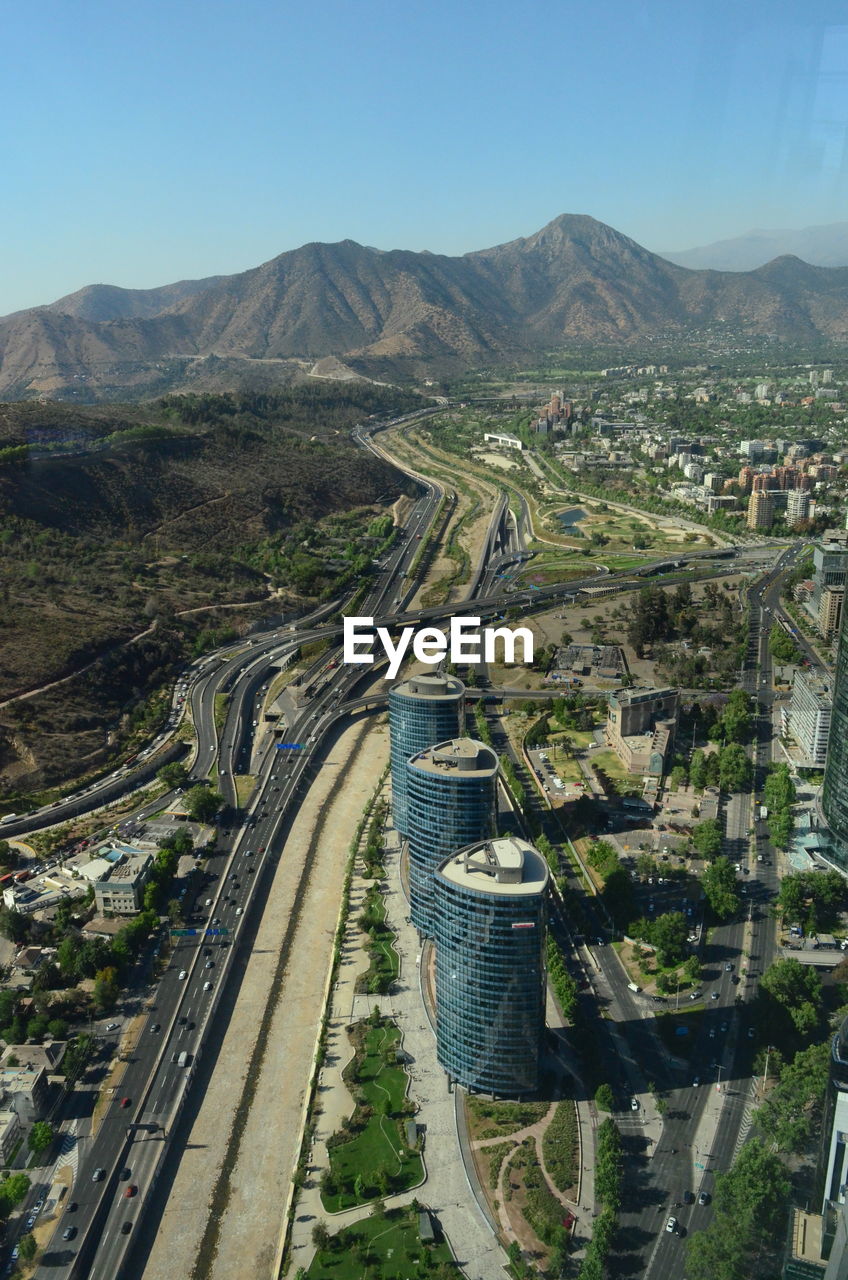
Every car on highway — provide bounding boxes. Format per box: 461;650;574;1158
630;1096;639;1111
203;981;213;991
711;991;719;1000
698;1191;711;1206
121;1222;133;1235
683;1190;695;1204
93;1167;105;1181
205;960;214;969
666;1216;678;1234
120;1167;131;1180
692;1077;700;1088
179;970;187;980
747;1027;755;1038
105;1021;120;1031
151;1023;161;1034
62;1225;77;1240
725;961;733;972
66;1201;78;1213
121;1096;131;1108
125;1185;137;1198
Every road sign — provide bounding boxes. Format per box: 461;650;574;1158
695;1161;705;1170
205;928;229;935
170;929;197;936
276;743;304;750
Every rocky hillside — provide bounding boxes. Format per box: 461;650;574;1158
0;387;416;798
3;214;848;400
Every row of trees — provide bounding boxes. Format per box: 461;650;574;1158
763;763;796;850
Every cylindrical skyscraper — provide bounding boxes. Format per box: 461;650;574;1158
433;836;549;1097
388;672;465;838
406;737;497;935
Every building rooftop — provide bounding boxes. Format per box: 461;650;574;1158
408;738;498;778
438;837;549;896
391;672;465;701
610;686;677;707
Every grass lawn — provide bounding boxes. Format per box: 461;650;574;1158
322;1019;423;1211
549;727;598;751
307;1205;455;1280
213;693;229;732
234;775;255;807
589;749;641;795
466;1096;549;1142
356;888;400;995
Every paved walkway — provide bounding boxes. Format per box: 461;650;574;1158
289;812;506;1280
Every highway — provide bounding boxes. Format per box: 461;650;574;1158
21;405;804;1279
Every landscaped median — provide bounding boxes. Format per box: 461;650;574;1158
320;1012;423;1211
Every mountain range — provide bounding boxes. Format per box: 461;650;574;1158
3;213;848;400
659;221;848;271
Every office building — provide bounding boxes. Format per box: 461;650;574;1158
388;672;465;838
811;546;848;619
433;836;548;1096
406;738;497;935
817;1019;848;1279
93;847;154;915
819;603;848;874
789;670;833;767
605;687;678;776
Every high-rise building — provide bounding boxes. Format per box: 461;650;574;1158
788;669;833;766
388;673;465;838
820;588;845;643
819;1019;848;1269
433;836;549;1096
406;738;498;934
820;606;848;873
787;490;812;524
747;491;773;530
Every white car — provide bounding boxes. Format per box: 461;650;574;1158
203;981;213;991
178;970;187;980
105;1022;120;1031
666;1216;678;1234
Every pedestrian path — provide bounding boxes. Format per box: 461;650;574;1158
288;801;505;1280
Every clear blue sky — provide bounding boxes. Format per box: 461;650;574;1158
3;0;847;313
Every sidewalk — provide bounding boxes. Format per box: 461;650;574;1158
289;810;506;1280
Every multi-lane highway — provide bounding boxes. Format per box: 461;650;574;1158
20;407;808;1279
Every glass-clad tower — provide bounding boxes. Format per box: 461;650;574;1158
822;605;848;872
433;836;549;1096
388;673;465;838
406;738;497;935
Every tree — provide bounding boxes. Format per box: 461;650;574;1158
760;959;823;1038
718;743;752;793
184;786;223;823
0;1172;30;1217
311;1222;330;1251
93;967;119;1011
0;906;29;945
702;858;739;921
756;1041;829;1152
689;749;708;790
595;1083;614;1112
692;818;723;861
158;761;189;788
28;1121;53;1154
648;912;688;967
17;1233;36;1262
